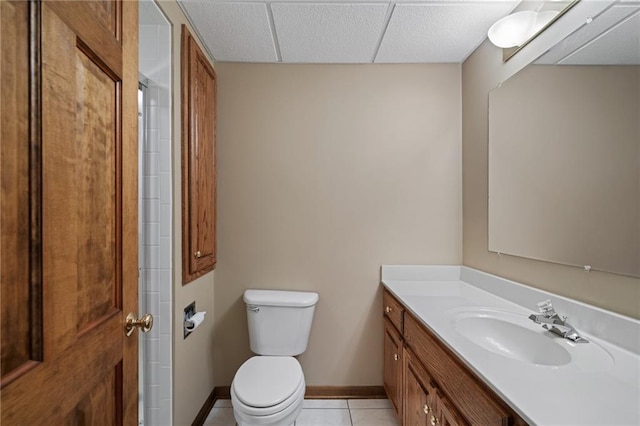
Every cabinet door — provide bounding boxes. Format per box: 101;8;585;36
384;318;403;420
181;24;217;283
405;346;468;426
404;354;429;426
435;389;469;426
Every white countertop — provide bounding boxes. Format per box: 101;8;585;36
381;265;640;426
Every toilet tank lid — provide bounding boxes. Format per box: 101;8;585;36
244;290;319;307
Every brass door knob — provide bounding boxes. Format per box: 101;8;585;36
124;312;154;337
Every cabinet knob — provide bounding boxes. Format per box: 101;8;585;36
423;404;430;414
194;250;202;258
430;415;439;425
394;353;398;361
385;306;392;313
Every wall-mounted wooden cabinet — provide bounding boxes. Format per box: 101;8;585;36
181;25;217;284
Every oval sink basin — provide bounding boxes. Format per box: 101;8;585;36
453;309;571;366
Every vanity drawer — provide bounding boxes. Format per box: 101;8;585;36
383;289;404;333
404;312;515;425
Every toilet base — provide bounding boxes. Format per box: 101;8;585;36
233;401;302;426
236;421;294;426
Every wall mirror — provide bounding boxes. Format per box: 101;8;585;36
488;2;640;278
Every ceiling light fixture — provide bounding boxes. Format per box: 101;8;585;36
488;10;560;49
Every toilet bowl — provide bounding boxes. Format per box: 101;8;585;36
231;289;319;426
231;356;305;426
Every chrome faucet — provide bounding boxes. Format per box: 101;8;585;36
529;300;588;343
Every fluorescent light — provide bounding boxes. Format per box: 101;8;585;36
528;10;560;39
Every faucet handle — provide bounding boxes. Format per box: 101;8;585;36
536;299;556;316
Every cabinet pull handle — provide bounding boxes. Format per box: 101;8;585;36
385;306;392;313
423;404;430;414
394;353;398;361
430;415;439;425
194;250;202;258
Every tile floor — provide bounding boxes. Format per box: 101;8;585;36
203;399;399;426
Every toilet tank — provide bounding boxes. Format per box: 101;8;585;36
244;289;319;356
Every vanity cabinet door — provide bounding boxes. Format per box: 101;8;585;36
405;347;468;426
404;349;430;426
384;318;403;421
435;388;468;426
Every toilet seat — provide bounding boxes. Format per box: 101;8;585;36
231;356;304;417
232;377;305;423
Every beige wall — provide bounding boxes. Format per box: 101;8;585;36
462;40;640;319
214;63;462;386
156;2;216;424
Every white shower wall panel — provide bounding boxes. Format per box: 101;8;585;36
140;9;173;425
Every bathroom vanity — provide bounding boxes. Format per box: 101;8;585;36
383;289;524;425
381;266;640;426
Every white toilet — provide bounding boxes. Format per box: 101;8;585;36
231;289;319;426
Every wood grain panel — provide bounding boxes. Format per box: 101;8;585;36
43;2;122;79
64;366;117;425
1;313;122;424
405;347;469;426
74;41;119;331
120;1;139;424
404;313;513;425
181;25;217;284
383;289;404;334
383;318;403;419
404;351;429;426
42;2;121;357
436;387;469;426
1;0;32;379
192;53;216;268
85;0;120;41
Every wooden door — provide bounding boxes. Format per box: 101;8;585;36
1;1;139;424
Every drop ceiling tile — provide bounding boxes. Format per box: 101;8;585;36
271;3;390;63
560;9;640;64
179;1;277;62
375;2;518;63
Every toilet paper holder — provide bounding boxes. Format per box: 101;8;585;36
183;301;206;339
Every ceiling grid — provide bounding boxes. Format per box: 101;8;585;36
178;0;521;63
177;0;639;64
